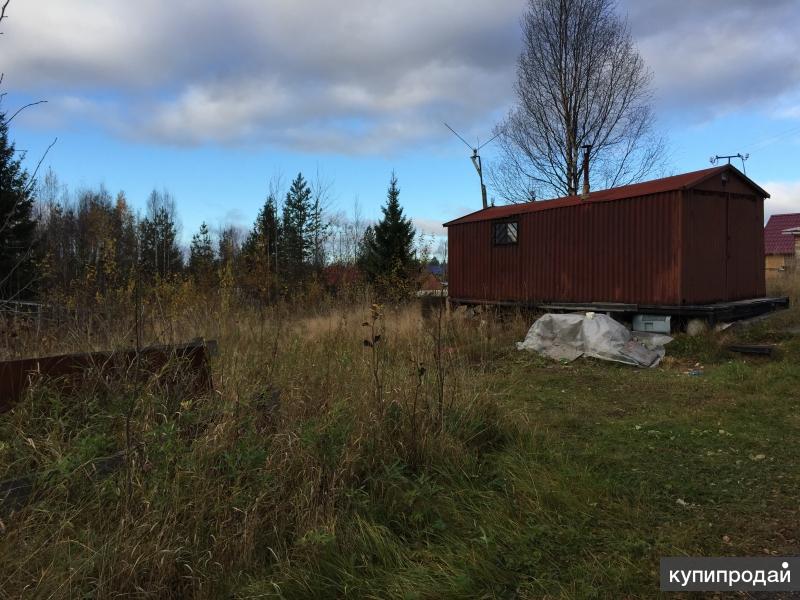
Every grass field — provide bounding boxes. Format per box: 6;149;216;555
1;279;799;598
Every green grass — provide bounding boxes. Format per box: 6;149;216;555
2;303;799;598
250;314;800;598
263;377;799;596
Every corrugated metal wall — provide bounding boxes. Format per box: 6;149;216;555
448;189;765;306
681;190;765;303
680;190;726;304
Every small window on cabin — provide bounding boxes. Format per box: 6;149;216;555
493;221;518;246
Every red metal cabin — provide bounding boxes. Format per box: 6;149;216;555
444;165;768;307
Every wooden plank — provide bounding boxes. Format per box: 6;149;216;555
449;296;790;321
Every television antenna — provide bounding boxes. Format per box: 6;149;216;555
710;153;749;175
445;123;501;209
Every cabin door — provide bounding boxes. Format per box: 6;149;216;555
725;194;760;301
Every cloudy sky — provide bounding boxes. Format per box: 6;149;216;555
3;0;800;242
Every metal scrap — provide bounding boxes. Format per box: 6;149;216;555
725;344;776;356
0;339;217;412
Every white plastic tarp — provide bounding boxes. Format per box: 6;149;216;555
516;313;672;367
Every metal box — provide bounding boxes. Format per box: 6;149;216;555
632;314;671;334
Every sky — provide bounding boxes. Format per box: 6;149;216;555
3;0;800;246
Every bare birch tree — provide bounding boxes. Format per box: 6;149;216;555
491;0;664;202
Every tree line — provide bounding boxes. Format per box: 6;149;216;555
1;112;425;306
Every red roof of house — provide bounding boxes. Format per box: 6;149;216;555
322;263;363;287
764;213;800;255
444;165;769;227
418;271;444;291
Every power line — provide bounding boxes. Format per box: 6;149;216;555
444;122;501;210
741;122;800;152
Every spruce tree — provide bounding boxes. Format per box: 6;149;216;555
306;194;328;274
357;225;378;276
218;226;240;267
360;172;415;284
241;194;280;296
243;194;279;266
0;110;37;299
189;221;215;286
280;173;311;285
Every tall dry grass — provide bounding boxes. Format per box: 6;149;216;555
767;270;800;303
765;271;800;328
0;294;529;598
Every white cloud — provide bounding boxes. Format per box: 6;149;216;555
763;180;800;220
770;93;800;121
2;0;524;152
142;78;292;145
130;59;513;152
413;217;447;237
14;95;120;131
623;0;800;120
5;0;800;151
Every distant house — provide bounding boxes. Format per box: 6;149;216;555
764;213;800;271
781;227;800;271
426;264;445;278
418;269;444;291
322;263;363;291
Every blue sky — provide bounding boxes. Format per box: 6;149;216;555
3;0;800;245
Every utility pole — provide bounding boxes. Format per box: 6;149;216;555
471;149;488;209
445;123;501;210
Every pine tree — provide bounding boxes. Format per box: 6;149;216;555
113;191;139;284
357;225;378;276
0;110;37;299
280;173;312;285
242;194;280;297
189;221;215;287
242;194;279;267
217;226;240;270
306;194;328;274
217;225;240;305
360;172;415;285
36;191;78;295
138;189;183;280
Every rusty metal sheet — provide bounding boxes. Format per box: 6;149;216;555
447;166;768;306
681;190;765;303
449;192;684;305
0;340;216;412
444;165;768;227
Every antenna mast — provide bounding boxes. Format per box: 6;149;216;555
445;123;500;209
710;153;749;175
